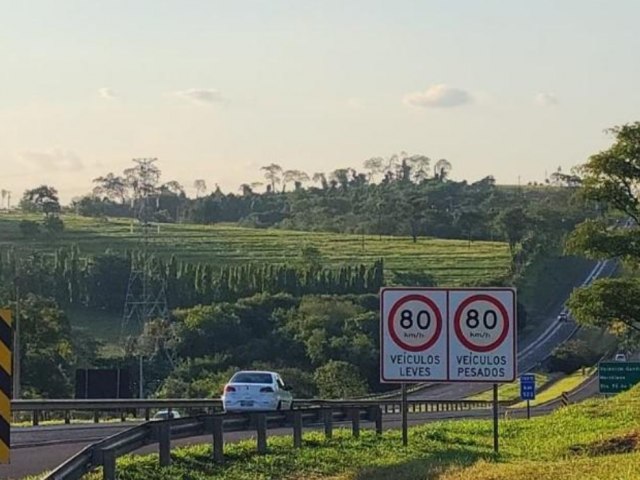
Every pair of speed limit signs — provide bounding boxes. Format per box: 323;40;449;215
380;288;516;383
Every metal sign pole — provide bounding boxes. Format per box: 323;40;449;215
527;399;530;420
401;383;408;446
493;383;499;454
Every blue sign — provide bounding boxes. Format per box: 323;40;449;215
520;374;536;400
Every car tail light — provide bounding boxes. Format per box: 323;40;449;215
224;385;236;393
260;387;274;393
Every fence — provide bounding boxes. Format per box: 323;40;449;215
12;398;497;427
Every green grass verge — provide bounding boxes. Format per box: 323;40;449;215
84;385;640;480
0;213;510;286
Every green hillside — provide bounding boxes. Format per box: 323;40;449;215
0;213;511;286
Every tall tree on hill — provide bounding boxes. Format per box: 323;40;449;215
92;173;128;204
434;159;452;181
193;179;207;198
21;185;61;217
261;163;283;193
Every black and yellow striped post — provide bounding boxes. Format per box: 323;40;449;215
0;308;11;463
561;392;569;407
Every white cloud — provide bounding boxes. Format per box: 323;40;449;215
403;84;472;108
98;87;116;100
534;92;558;107
174;88;224;105
346;97;365;109
19;148;83;172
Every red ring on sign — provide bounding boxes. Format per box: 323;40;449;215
388;294;443;352
454;294;510;352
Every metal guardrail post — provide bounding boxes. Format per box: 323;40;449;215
33;410;40;426
375;406;383;435
64;411;71;424
94;411;100;423
256;413;267;454
159;422;171;467
350;408;360;438
212;416;224;464
292;411;302;448
102;448;116;480
323;408;333;439
145;408;150;421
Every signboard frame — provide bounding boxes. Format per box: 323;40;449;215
380;287;517;384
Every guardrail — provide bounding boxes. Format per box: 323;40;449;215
45;406;383;480
12;398;498;427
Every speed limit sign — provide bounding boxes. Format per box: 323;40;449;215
381;288;516;383
381;289;447;382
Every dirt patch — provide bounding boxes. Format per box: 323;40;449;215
569;431;640;456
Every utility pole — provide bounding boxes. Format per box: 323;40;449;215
121;158;171;399
12;284;20;399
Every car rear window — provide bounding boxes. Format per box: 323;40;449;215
232;373;273;384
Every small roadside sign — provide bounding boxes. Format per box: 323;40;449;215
520;374;535;400
599;362;640;394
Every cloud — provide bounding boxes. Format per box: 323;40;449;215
98;87;117;100
403;84;472;108
174;88;224;105
20;148;83;171
346;97;365;109
534;92;558;107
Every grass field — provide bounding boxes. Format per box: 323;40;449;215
83;385;640;480
0;213;511;286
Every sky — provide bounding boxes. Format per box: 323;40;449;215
2;0;640;203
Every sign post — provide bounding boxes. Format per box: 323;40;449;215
401;383;408;446
520;374;536;419
0;308;12;464
380;288;517;447
492;383;499;453
599;362;640;394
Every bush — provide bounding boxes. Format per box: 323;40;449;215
18;219;40;238
547;339;600;374
314;360;367;398
43;215;64;234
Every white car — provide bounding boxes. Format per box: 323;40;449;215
221;370;294;412
615;353;627;362
152;409;181;420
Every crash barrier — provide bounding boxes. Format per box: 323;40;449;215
12;398;498;427
45;406;382;480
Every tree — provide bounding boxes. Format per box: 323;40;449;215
193;179;207;198
92;173;128;204
21;185;61;217
261;163;283;192
407;155;431;183
123;159;161;199
433;159;452;181
312;172;328;189
567;278;640;341
283;170;309;191
314;360;367;398
17;294;76;397
363;157;384;183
